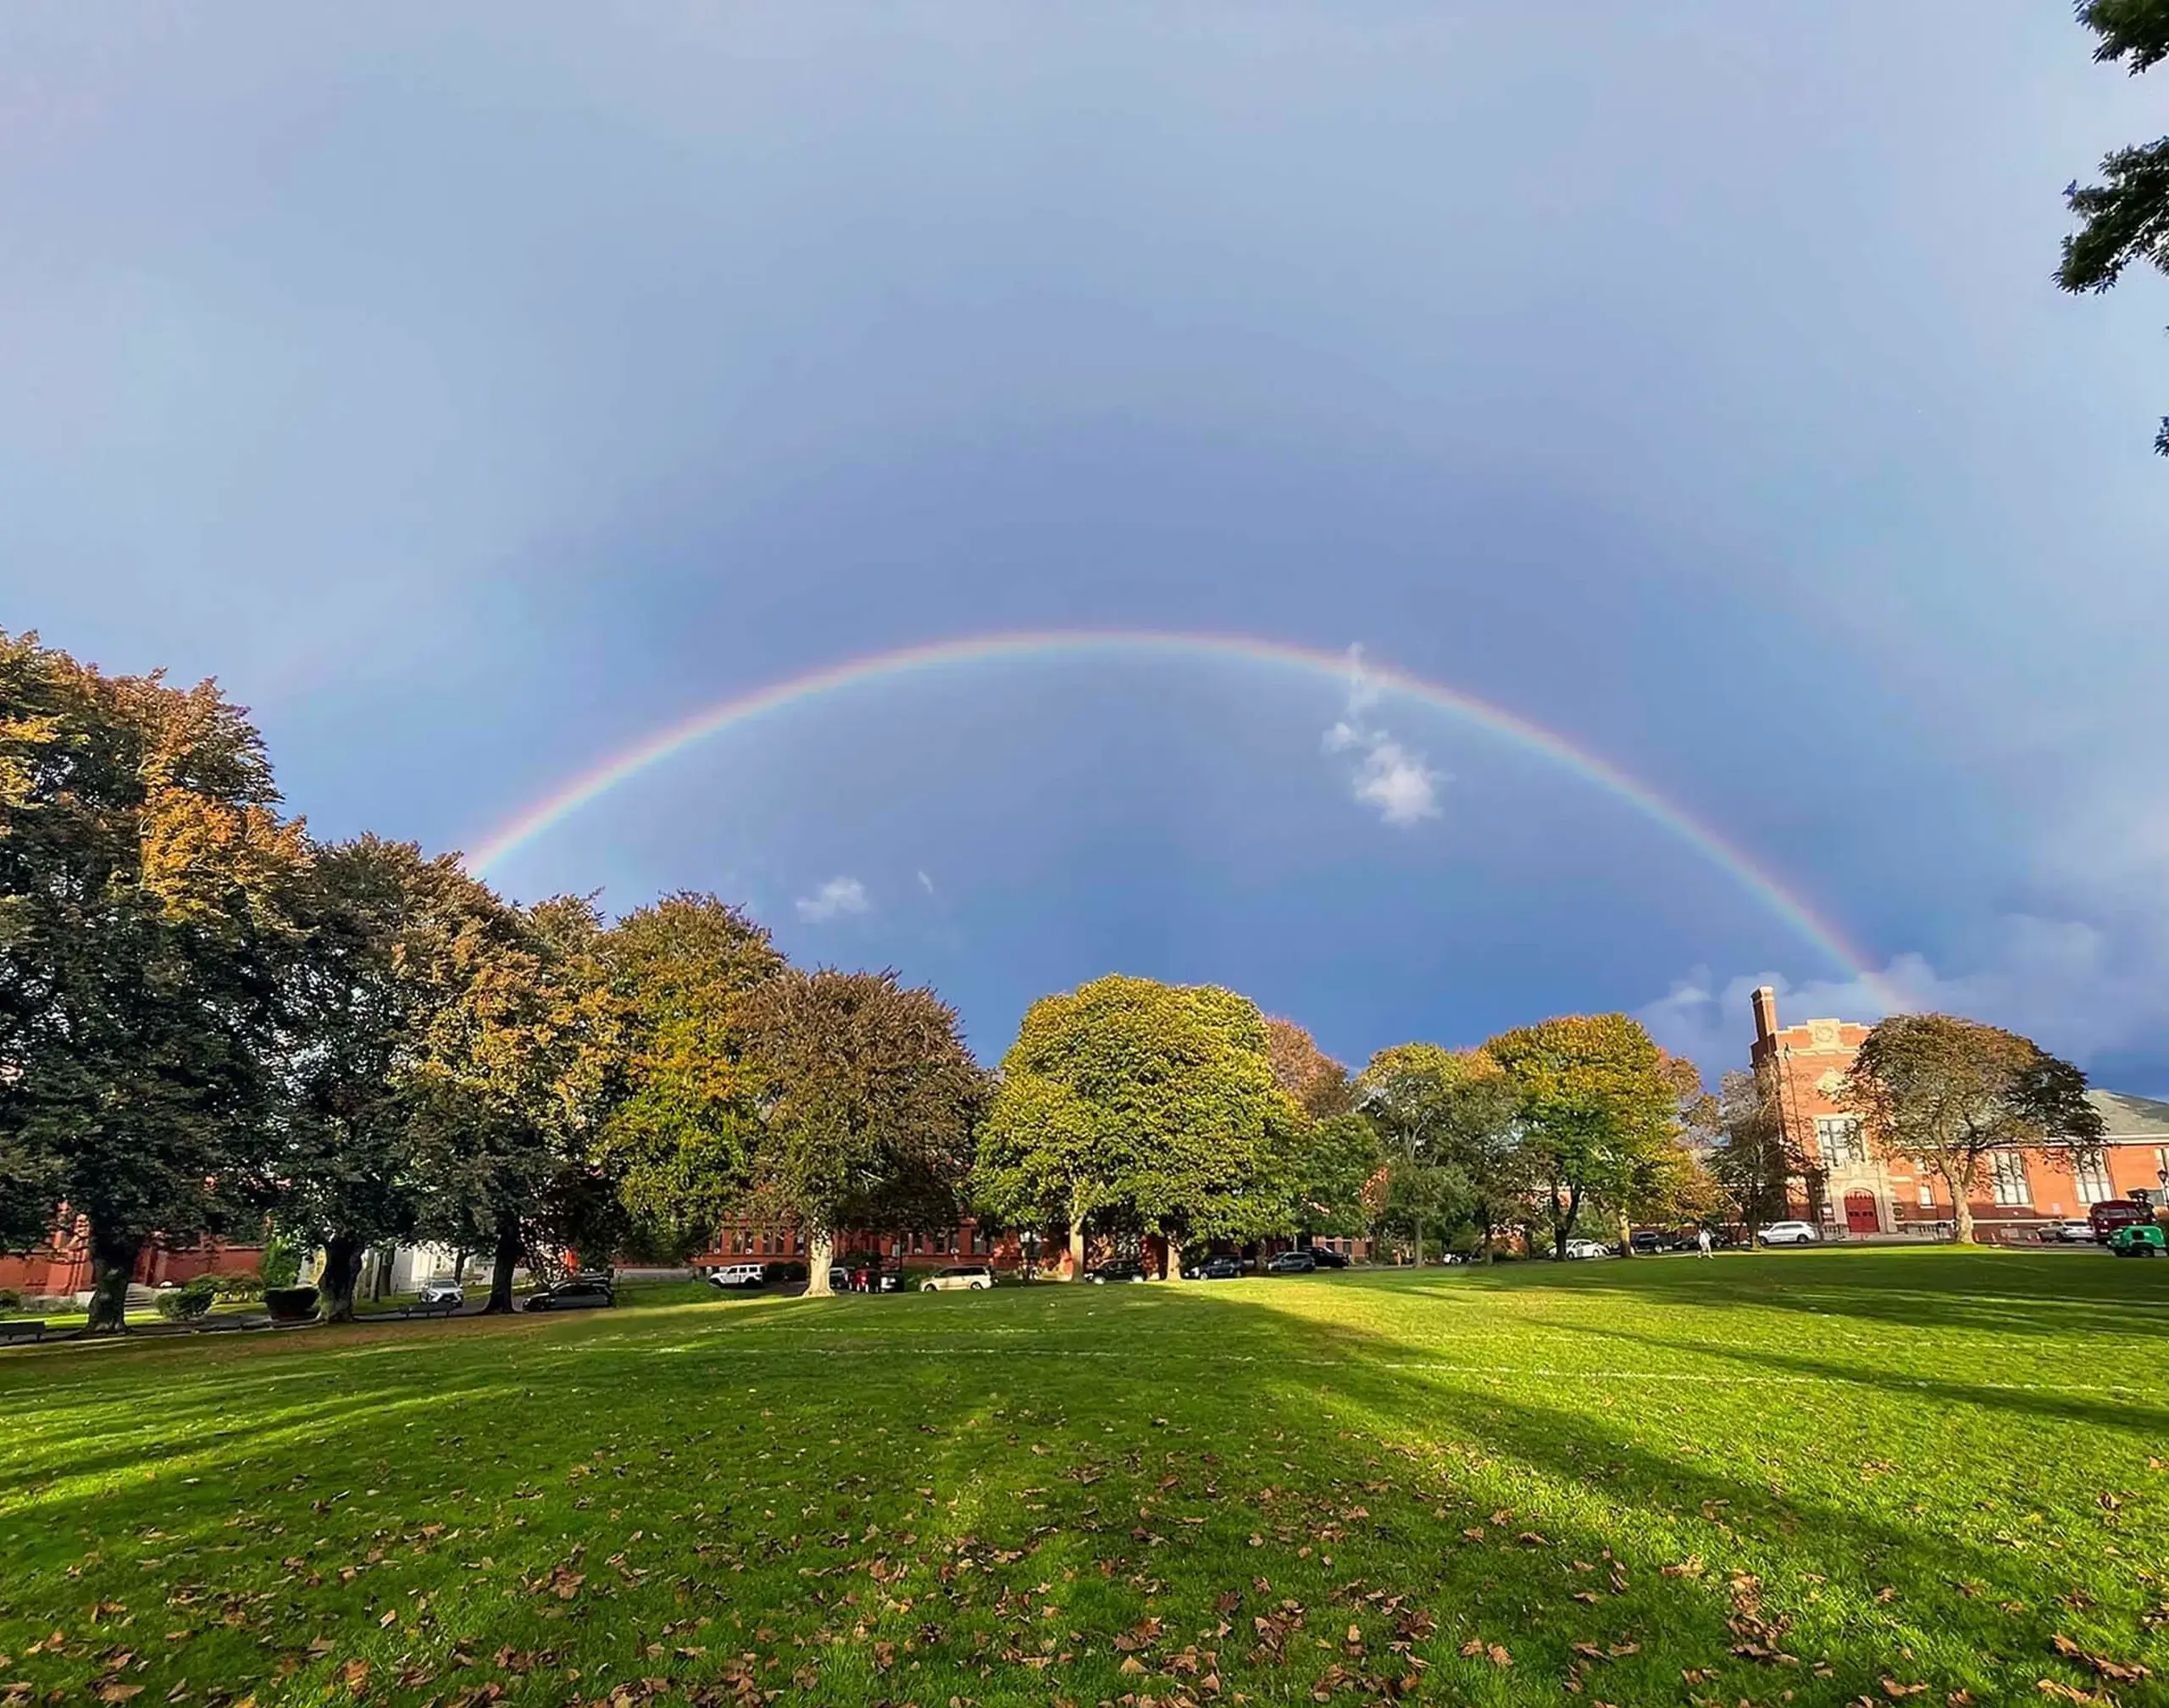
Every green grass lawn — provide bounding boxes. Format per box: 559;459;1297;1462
3;1250;2166;1708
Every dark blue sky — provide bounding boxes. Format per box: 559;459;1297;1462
3;4;2164;1085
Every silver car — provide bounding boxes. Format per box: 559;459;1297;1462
1758;1220;1820;1246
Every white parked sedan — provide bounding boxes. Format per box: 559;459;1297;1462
1562;1238;1613;1260
1758;1220;1821;1245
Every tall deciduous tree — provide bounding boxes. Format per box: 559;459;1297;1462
974;976;1300;1281
0;632;307;1331
2059;0;2169;454
740;968;984;1297
1841;1013;2105;1245
1697;1068;1806;1246
280;836;501;1321
1484;1014;1683;1261
1286;1112;1385;1245
590;894;785;1250
1434;1065;1528;1261
1355;1044;1497;1266
1265;1018;1355;1120
407;893;598;1312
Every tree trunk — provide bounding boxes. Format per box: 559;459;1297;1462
1412;1217;1423;1268
1067;1220;1085;1280
805;1228;835;1296
85;1217;139;1334
1617;1210;1635;1256
1163;1232;1184;1281
1951;1195;1976;1245
483;1212;521;1314
318;1234;364;1323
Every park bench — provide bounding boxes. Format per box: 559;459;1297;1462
0;1320;47;1345
398;1295;462;1319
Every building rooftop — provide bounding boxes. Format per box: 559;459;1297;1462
2089;1089;2169;1140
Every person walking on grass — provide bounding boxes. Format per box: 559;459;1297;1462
1696;1226;1713;1258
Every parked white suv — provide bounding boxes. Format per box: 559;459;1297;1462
1758;1221;1821;1246
1562;1238;1612;1260
707;1263;767;1289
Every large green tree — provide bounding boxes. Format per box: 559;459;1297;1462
1355;1044;1501;1265
279;837;524;1320
739;968;984;1296
589;894;784;1251
1285;1112;1385;1245
1484;1014;1684;1261
0;632;308;1331
406;892;601;1312
1841;1013;2105;1245
2060;0;2169;454
974;976;1301;1281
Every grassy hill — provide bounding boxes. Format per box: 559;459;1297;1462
3;1249;2166;1706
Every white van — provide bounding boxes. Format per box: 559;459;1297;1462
707;1263;767;1289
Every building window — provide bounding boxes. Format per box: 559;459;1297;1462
1917;1181;1934;1207
2072;1155;2112;1206
1990;1151;2031;1207
1815;1117;1867;1167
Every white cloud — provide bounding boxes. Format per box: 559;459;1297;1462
795;876;870;923
1324;645;1443;828
916;869;935;896
1352;739;1441;826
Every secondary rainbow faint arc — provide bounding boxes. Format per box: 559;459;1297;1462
467;629;1888;994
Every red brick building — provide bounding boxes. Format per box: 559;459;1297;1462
1749;986;2169;1238
0;1212;264;1300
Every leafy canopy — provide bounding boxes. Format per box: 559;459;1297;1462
739;968;985;1267
0;630;308;1324
975;975;1303;1254
588;893;785;1245
1484;1014;1685;1254
2060;0;2169;453
1842;1012;2103;1242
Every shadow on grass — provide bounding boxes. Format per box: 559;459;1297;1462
3;1276;2162;1707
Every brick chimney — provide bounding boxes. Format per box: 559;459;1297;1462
1750;984;1779;1048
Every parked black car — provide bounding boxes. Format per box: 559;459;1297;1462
524;1277;615;1312
1303;1245;1350;1269
1087;1261;1150;1284
1199;1255;1244;1280
1628;1229;1666;1255
762;1261;809;1284
1266;1249;1317;1273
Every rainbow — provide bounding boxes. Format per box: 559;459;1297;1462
466;629;1888;995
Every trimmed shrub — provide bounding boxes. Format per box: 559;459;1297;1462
204;1269;266;1301
259;1234;303;1290
153;1279;217;1323
263;1285;319;1323
0;1287;21;1313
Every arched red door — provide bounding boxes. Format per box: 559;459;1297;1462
1844;1190;1879;1234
